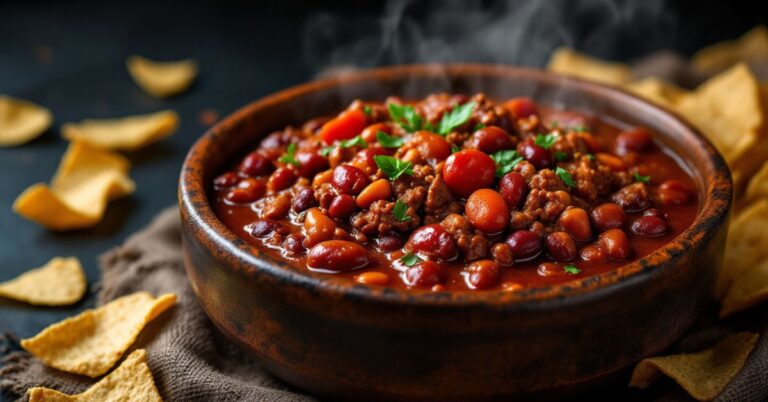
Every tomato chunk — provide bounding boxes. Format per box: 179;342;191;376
319;109;367;144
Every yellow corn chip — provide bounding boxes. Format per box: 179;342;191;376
721;259;768;317
693;25;768;75
0;95;53;147
0;257;86;306
127;55;198;98
547;47;633;86
13;142;135;230
624;77;688;108
629;332;758;401
744;160;768;204
21;292;176;377
61;110;178;151
27;349;163;402
716;199;768;298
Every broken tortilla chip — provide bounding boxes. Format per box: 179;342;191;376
21;292;176;377
0;95;53;147
0;257;86;306
27;349;163;402
744;160;768;204
127;55;198;98
13;141;135;230
692;25;768;75
716;199;768;298
721;259;768;317
61;110;178;151
547;47;633;86
629;332;759;401
624;77;688;108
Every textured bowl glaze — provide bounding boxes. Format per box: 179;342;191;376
179;65;732;401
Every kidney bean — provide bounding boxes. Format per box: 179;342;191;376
283;234;306;256
355;271;390;286
558;207;592;241
658;179;691;205
361;123;391;143
327;194;358;220
498;172;527;209
239;151;273;177
303;208;337;247
504;97;538;119
225;187;261;204
465;189;509;233
631;216;668;237
643;208;668;220
377;234;404;252
506;230;542;261
580;245;607;263
404;261;445;288
213;172;239;189
595;153;626;171
356;179;392;208
598;229;631;261
332;165;370;195
443;149;496;198
267;167;297;192
518;140;553;169
616;127;653;154
545;231;577;261
319;109;367;144
295;152;329;178
590;203;626;232
469;126;515;154
262;193;291;220
291;188;317;212
352;146;389;174
466;260;501;290
537;262;564;277
248;219;281;238
407;224;458;261
307;240;369;272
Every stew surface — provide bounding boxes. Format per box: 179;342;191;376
212;93;699;291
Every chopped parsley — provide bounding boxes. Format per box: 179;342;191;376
319;146;334;157
491;150;524;178
554;151;568;162
564;264;581;275
387;103;425;133
376;131;405;148
473;123;486;131
437;101;477;136
555;167;576;188
586;153;596;161
534;133;557;149
374;155;413;180
392;199;411;222
634;172;651;183
319;135;367;156
363;105;372;116
278;143;300;167
400;252;422;267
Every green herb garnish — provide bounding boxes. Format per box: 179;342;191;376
555;167;576;188
634;172;651;183
388;103;424;133
339;135;367;149
392;199;411;222
363;105;372;116
400;252;422;267
587;153;596;161
534;133;557;149
451;144;461;154
319;146;334;157
555;151;568;162
278;143;300;167
564;264;581;275
376;131;405;148
437;101;477;136
473;123;486;131
374;155;413;180
491;150;524;178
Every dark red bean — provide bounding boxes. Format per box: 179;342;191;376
267;167;297;192
328;194;358;219
630;216;668;237
283;234;306;255
469;126;515;154
248;219;281;238
377;235;404;252
332;165;370;195
580;245;607;263
545;232;577;261
239;151;272;177
659;179;691;206
506;230;542;261
616;127;653;154
498;172;527;209
466;260;501;290
292;188;317;212
643;208;668;220
518;140;553;169
590;203;626;232
213;172;239;189
404;261;445;288
407;224;458;261
598;229;631;261
307;240;369;272
295;152;329;178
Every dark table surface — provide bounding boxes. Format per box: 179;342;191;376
0;0;765;400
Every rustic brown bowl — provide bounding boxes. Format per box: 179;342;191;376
179;64;732;401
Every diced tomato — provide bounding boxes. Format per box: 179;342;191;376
319;109;367;144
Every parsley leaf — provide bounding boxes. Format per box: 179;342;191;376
392;199;411;222
437;101;477;135
534;133;557;149
555;151;568;162
363;105;372;116
555;167;576;188
423;121;436;132
278;143;300;167
339;135;367;149
376;131;405;148
451;144;461;154
374;155;413;180
491;150;524;177
634;172;651;183
319;146;334;157
564;264;581;275
388;103;424;133
473;123;486;131
400;252;422;267
586;153;596;161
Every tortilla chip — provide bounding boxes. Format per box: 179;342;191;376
0;95;53;147
716;199;768;298
547;47;633;86
0;257;86;306
61;110;178;151
127;55;198;98
13;142;135;230
744;161;768;204
693;25;768;75
624;77;688;107
27;349;163;402
721;259;768;317
629;332;758;401
21;292;176;377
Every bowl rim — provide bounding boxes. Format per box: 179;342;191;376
179;63;732;309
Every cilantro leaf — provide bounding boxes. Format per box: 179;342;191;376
555;151;568;162
634;172;651;183
374;155;413;180
363;105;372;116
491;150;524;178
555;167;576;188
319;146;334;157
278;143;300;167
437;101;477;136
392;199;411;222
376;131;405;148
534;133;557;149
400;252;422;267
339;135;367;149
388;103;424;133
564;264;581;275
